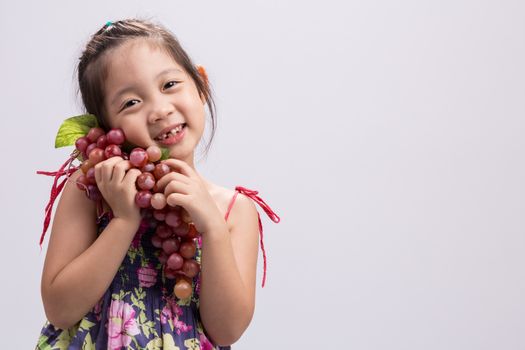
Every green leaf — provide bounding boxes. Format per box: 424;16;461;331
82;333;94;349
54;114;98;148
78;319;95;332
146;338;163;350
184;338;200;350
143;323;151;338
160;147;170;160
131;294;139;307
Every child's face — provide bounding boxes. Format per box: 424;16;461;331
103;39;206;163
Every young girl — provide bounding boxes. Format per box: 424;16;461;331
36;18;280;349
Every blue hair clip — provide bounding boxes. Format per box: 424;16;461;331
106;21;112;26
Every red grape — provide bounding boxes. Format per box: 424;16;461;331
86;127;105;143
85;143;97;158
86;167;96;185
155;224;172;239
162;238;180;255
137;172;155;191
130;148;148;168
151;234;163;248
104;144;122;158
106;128;125;145
167;252;184;270
75;137;89;153
87;184;102;201
153;208;167;221
173;223;189;238
165;210;181;228
141;162;155;173
76;174;89;190
147;145;162;162
174;278;192;299
135;190;152;208
179;241;196;259
88;148;105;165
96;135;107;149
153;163;171;180
80;159;94;174
182;259;200;278
151;193;167;210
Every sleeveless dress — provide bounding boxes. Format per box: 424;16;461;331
35;186;280;350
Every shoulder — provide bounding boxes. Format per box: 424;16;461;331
209;185;258;231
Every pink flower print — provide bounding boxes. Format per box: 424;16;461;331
199;334;215;350
160;296;181;324
173;318;192;335
160;297;192;333
160;305;171;325
137;264;157;288
107;299;140;349
194;275;201;296
131;220;149;248
93;298;103;321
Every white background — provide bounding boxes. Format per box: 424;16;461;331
1;0;524;348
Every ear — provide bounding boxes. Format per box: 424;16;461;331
195;64;209;103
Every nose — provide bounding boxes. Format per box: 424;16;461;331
147;97;175;124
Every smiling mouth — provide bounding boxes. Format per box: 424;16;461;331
154;123;186;141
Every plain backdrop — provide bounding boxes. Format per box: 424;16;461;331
1;0;524;348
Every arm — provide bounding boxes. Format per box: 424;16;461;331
154;158;260;346
41;159;142;329
199;194;260;346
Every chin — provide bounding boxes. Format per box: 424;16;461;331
168;149;193;162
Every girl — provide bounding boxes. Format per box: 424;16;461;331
36;18;280;349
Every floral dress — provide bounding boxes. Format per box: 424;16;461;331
35;186;280;350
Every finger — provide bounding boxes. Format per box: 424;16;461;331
166;192;185;207
156;171;190;192
111;160;133;184
161;159;194;178
100;157;126;183
122;168;143;189
94;157;123;184
164;181;189;197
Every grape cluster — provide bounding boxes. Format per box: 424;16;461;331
73;127;200;300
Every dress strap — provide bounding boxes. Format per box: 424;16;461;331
228;186;280;287
224;192;238;222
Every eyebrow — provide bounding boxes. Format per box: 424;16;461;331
109;68;183;107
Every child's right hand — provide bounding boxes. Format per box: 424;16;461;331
94;157;142;224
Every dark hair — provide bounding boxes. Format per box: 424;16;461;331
76;18;217;157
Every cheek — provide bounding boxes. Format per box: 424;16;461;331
183;97;206;122
114;120;142;144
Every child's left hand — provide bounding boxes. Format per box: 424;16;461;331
155;159;225;235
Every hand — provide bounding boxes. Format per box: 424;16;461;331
94;157;142;225
155;159;224;235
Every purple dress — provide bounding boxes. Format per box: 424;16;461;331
35;186;280;350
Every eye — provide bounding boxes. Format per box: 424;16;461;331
164;81;179;90
122;99;139;110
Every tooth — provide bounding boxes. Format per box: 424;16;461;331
156;125;184;141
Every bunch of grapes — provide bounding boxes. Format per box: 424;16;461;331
73;127;200;300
